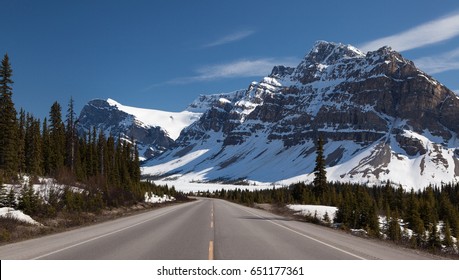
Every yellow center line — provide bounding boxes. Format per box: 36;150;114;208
208;241;214;260
209;202;215;260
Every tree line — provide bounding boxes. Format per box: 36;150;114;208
214;181;459;252
0;53;170;217
212;138;459;253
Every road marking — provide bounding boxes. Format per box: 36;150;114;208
210;203;214;228
237;205;367;260
32;204;188;260
208;241;214;260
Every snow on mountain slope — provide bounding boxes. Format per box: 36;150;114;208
142;41;459;190
77;98;202;160
106;98;201;140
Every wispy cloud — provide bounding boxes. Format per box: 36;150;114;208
359;11;459;52
141;57;298;90
169;58;297;84
415;47;459;74
203;30;255;48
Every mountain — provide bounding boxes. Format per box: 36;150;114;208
141;41;459;189
77;98;201;160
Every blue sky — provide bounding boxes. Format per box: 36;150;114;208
2;0;459;119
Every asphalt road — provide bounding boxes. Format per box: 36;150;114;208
0;198;435;259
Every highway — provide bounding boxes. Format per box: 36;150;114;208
0;198;434;259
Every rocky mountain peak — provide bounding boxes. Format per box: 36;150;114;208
307;40;365;64
68;41;459;188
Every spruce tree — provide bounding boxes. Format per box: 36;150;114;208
387;210;402;243
428;221;441;251
65;97;77;172
405;189;424;246
48;102;66;175
6;187;16;208
313;136;327;201
17;109;26;174
0;53;18;178
443;221;453;248
42;118;51;175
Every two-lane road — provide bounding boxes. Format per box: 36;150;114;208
0;198;434;259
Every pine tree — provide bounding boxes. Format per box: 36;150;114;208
48;102;66;174
387;210;402;243
42;118;51;175
65;97;77;172
17;109;26;174
428;221;441;251
0;53;18;178
25;115;43;175
313;136;327;201
443;221;453;248
6;187;16;208
405;189;424;246
420;186;438;230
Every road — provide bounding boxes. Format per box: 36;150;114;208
0;198;435;259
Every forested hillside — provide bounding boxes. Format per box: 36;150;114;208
0;53;166;219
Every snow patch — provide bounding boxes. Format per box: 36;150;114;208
287;204;338;222
144;193;175;203
0;207;42;226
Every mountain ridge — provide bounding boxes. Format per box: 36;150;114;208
80;41;459;189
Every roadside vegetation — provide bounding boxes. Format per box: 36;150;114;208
0;53;189;245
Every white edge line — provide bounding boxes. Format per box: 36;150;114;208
237;205;366;260
32;204;188;260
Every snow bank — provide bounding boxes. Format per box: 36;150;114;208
287;204;338;222
0;207;42;226
144;193;175;204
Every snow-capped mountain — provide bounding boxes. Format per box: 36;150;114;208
77;98;201;160
141;41;459;189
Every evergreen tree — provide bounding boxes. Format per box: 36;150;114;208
387;210;402;243
405;189;424;246
313;136;327;201
420;186;438;230
428;221;441;251
0;53;18;178
6;187;16;208
443;221;453;248
65;97;77;172
25;115;42;175
18;184;40;215
42;118;51;175
17;109;26;174
0;184;7;207
48;102;66;174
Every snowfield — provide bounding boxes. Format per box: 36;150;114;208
106;98;201;140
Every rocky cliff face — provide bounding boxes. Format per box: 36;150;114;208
142;41;459;189
77;99;183;160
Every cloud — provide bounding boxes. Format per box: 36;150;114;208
203;30;255;48
359;11;459;52
166;57;298;85
414;47;459;74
